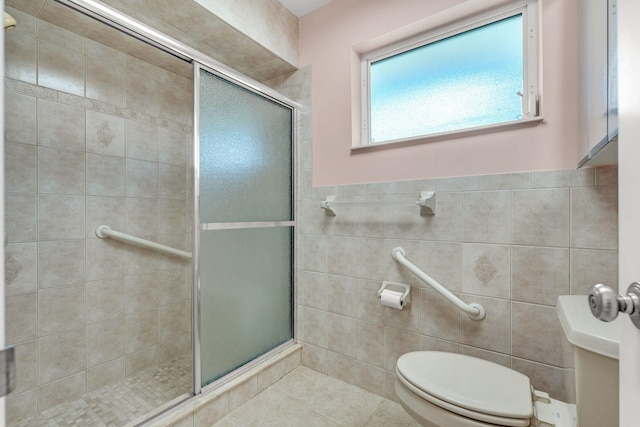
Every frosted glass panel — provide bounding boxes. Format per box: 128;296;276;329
199;69;292;223
199;227;292;386
370;14;523;143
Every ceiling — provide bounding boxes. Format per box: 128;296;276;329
279;0;333;17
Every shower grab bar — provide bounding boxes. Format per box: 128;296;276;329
391;247;485;320
95;225;192;261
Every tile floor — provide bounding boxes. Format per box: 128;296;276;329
11;359;192;427
211;367;421;427
11;362;420;427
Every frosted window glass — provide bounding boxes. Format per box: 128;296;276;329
199;227;292;386
370;14;524;143
199;69;292;223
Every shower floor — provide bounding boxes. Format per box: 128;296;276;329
11;358;192;427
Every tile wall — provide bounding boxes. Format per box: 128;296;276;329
4;7;193;422
267;68;619;404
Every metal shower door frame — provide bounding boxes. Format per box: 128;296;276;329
192;61;297;395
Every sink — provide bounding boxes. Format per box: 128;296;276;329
556;295;619;360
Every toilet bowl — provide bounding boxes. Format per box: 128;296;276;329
395;295;620;427
395;351;576;427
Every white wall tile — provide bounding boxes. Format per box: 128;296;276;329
38;40;85;96
461;295;510;354
6;292;37;344
85;196;126;238
326;236;354;277
38;195;85;240
512;188;570;247
327;275;353;316
87;319;125;367
531;169;594;188
420;241;462;292
126;120;159;162
38;147;85;195
6;389;37;425
571;186;618;250
87;54;125;107
5;93;36;145
14;340;37;394
5;243;37;294
463;191;511;244
6;142;36;193
512;302;564;367
420;289;462;342
570;248;618;294
125;346;158;376
126;273;159;314
159;127;189;166
327;314;354;357
126;198;159;236
38;284;85;336
38;328;86;383
511;246;569;305
37;240;85;288
126;310;159;354
5;29;37;84
420;192;463;241
383;328;420;371
159;163;186;199
353;320;384;368
6;194;37;243
126;159;159;198
37;372;86;412
86;279;126;324
87;357;125;392
353;279;385;325
85;238;126;281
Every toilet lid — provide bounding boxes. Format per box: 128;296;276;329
397;352;534;420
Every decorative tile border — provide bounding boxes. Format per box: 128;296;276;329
4;77;193;135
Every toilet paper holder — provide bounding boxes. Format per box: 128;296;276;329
378;281;411;307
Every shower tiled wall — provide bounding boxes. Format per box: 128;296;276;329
268;68;619;404
4;8;193;421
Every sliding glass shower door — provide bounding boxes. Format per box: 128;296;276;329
195;64;294;388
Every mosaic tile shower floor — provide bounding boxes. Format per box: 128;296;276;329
12;359;192;427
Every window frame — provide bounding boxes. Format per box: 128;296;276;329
358;0;540;147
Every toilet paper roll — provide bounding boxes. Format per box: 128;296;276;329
381;289;404;310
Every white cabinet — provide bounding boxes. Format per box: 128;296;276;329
578;0;618;167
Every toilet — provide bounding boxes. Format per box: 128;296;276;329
395;351;575;427
395;296;619;427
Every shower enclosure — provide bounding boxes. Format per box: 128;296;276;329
3;1;295;425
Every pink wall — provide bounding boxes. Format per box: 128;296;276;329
299;0;579;186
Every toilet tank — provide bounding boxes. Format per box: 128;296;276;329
557;295;619;427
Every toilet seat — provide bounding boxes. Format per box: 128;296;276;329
396;352;534;427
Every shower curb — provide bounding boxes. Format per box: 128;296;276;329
140;343;302;427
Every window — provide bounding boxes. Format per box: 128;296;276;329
360;1;539;146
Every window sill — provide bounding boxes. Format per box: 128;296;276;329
351;116;544;152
